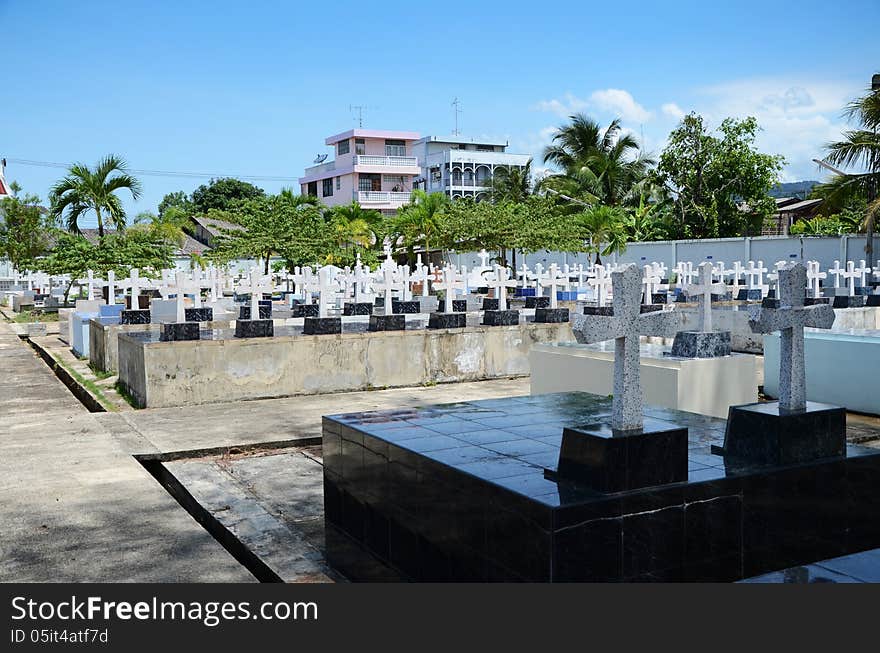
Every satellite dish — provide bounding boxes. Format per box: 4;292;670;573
313;154;328;164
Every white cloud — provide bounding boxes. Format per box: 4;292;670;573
661;102;685;120
588;89;652;123
532;93;589;117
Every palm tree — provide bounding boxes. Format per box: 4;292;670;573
542;115;653;207
487;160;533;203
574;204;627;264
49;155;142;238
327;202;383;259
133;206;191;247
390;190;449;263
815;81;880;265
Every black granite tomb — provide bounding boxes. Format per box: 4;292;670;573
185;307;213;322
344;302;373;316
715;401;846;466
651;293;668;305
804;297;831;306
304;316;342;335
525;296;550;309
833;295;866;309
867;295;880;307
437;299;467;313
323;392;880;582
290;304;318;318
481;298;500;311
234;319;274;338
670;331;732;358
160;322;200;341
120;309;150;325
534;307;569;323
392;300;421;314
369;314;406;331
428;313;467;329
126;295;151;310
482;309;519;326
737;288;763;301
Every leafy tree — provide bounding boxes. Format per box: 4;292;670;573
158;190;193;218
209;192;332;272
49;155;142;238
190;178;265;215
132;206;192;247
655;114;784;239
326;202;383;265
542;115;653;208
0;185;52;270
570;205;628;264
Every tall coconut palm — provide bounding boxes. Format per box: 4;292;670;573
49;155;142;238
487;160;533;203
816;82;880;264
542;115;653;207
574;204;627;264
327;202;383;255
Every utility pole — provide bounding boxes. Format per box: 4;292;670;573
350;105;365;128
451;98;462;136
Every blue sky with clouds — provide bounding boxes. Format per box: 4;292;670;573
2;0;878;225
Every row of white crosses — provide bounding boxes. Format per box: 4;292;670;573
433;265;468;314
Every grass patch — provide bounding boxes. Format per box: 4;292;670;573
51;355;117;412
12;310;60;323
114;381;139;409
87;362;115;381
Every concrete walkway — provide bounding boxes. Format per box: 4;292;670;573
0;322;253;582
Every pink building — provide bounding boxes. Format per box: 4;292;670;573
298;129;421;214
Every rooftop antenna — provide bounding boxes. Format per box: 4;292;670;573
451;97;462;136
350;104;366;128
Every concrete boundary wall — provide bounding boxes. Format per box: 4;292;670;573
118;322;575;408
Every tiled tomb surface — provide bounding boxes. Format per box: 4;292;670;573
323;392;880;582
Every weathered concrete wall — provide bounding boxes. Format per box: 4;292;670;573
118;322;575;408
90;320;234;374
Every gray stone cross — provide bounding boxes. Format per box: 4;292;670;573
687;262;726;332
747;262;835;411
572;264;681;432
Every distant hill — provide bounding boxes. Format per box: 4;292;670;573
769;180;819;200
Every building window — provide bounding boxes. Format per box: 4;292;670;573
336;176;341;190
323;178;334;197
337;139;350;156
385;139;406;157
477;145;494;152
358;174;380;192
355;138;366;155
307;182;317;197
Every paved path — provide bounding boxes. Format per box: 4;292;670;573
0;322;253;582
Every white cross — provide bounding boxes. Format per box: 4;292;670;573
477;249;491;270
687;262;727;332
373;265;404;310
412;255;431;297
486;265;517;311
726;261;745;292
172;271;190;322
237;268;274;320
547;264;564;309
744;260;766;290
434;265;467;314
519;263;532;290
80;269;96;301
806;261;826;298
854;260;869;290
642;265;661;305
353;263;371;303
711;261;725;283
842;260;860;296
317;266;340;318
828;260;845;289
126;268;144;306
589;264;611;307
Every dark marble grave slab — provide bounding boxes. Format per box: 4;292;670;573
369;314;406;331
525;296;550;309
304;316;342;335
428;313;467;329
185;307;213;322
833;295;867;309
670;331;732;358
344;302;373;316
804;297;831;306
234;319;274;338
240;305;273;320
737;288;763;301
437;299;467;313
482;298;500;311
392;300;421;314
651;293;668;305
482;309;519;326
324;392;880;582
290;304;318;318
120;309;150;325
534;307;569;323
867;295;880;307
160;322;200;341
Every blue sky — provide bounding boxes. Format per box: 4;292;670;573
2;0;878;226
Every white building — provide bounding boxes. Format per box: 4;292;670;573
411;136;532;200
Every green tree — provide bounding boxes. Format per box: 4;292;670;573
655;114;784;239
542;115;653;207
389;190;449;263
158;190;193;218
49;155;142;238
190;178;265;215
326;202;383;265
487;160;533;203
571;205;628;264
132;205;192;248
0;184;52;270
209;192;332;273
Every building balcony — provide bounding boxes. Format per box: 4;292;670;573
354;154;418;167
357;191;412;206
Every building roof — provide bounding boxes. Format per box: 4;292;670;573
324;128;420;145
414;135;510;148
190;214;244;237
775;198;823;213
